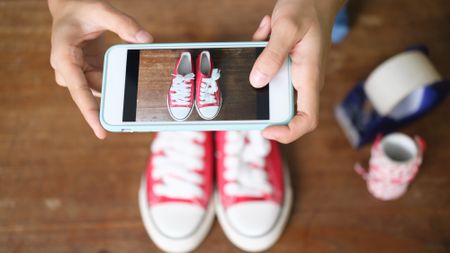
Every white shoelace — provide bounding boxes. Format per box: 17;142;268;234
169;73;195;106
151;132;205;199
199;69;220;105
223;131;273;197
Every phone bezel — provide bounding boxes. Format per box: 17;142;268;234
100;42;294;132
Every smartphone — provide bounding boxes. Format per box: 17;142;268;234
100;42;294;132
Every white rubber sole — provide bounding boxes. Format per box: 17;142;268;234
195;93;223;120
167;95;195;122
138;176;215;253
215;164;293;252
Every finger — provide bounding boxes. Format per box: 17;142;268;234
50;21;108;139
250;18;299;88
262;75;320;144
85;70;103;97
96;3;153;43
55;71;67;87
64;64;107;139
262;30;323;144
252;15;271;41
91;89;102;98
262;111;318;144
53;45;107;139
83;34;106;70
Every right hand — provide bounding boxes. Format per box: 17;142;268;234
250;0;344;144
49;0;152;139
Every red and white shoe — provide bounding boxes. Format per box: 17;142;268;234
167;52;195;121
139;131;215;253
195;51;222;120
215;131;292;252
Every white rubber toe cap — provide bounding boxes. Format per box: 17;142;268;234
226;201;280;237
169;107;191;121
150;203;205;238
198;106;219;120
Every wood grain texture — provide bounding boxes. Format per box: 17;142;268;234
136;48;262;121
0;0;449;253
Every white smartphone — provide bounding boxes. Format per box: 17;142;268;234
100;42;294;132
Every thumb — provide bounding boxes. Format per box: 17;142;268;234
97;4;153;43
249;19;298;88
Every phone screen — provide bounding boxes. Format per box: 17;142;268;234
122;48;269;122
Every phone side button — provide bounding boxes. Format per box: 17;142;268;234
121;129;134;133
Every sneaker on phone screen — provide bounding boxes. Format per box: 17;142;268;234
167;52;195;121
195;51;222;120
139;131;214;252
215;131;293;252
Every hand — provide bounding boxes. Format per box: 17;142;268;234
251;0;345;144
49;0;153;139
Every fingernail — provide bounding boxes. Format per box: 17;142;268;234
96;131;107;140
262;130;275;140
135;30;152;43
250;69;269;87
258;16;269;28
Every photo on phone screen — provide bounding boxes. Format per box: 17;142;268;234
122;48;269;122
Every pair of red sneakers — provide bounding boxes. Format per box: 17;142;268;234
167;51;222;121
139;131;292;252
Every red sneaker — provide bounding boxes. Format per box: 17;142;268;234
139;131;215;252
195;51;222;120
215;131;293;252
167;52;195;121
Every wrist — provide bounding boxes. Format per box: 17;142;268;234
48;0;69;15
317;0;346;13
315;0;346;28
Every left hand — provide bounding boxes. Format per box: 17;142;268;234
48;0;153;139
251;0;345;144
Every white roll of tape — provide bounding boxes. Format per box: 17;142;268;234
364;51;442;116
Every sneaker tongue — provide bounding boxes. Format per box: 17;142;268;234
151;132;207;200
224;165;273;198
199;69;220;104
223;131;273;197
243;133;271;167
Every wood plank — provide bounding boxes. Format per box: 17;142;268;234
0;0;449;252
136;48;262;121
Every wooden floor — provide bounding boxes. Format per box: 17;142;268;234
1;0;449;252
136;48;262;121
